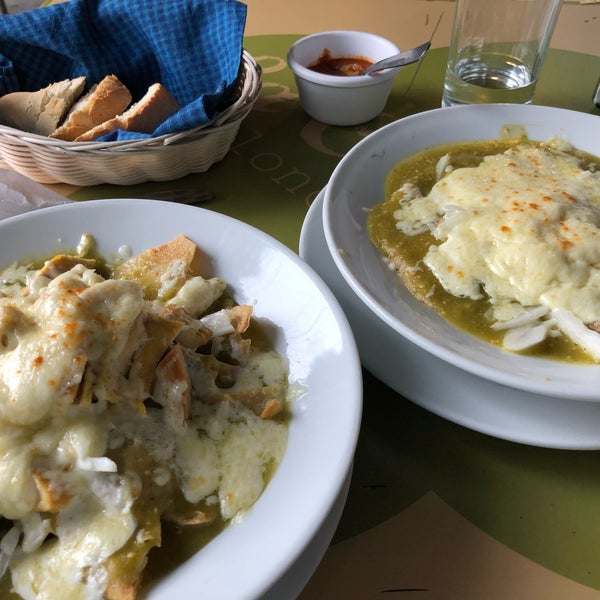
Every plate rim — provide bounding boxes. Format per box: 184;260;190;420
0;198;364;599
303;187;600;450
322;103;600;402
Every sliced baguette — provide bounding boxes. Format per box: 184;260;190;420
0;76;86;136
74;83;181;142
50;74;132;141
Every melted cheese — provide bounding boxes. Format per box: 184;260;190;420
393;144;600;323
11;485;137;600
0;243;290;599
218;413;287;520
0;267;143;426
167;275;226;317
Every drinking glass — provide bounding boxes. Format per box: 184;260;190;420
442;0;562;107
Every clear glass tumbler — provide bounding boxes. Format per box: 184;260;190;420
442;0;563;107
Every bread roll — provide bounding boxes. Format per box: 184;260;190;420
50;75;132;141
0;77;86;136
75;83;181;142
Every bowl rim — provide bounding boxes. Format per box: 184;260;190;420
0;198;364;599
322;103;600;401
287;29;401;87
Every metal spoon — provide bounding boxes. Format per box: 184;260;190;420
361;41;431;76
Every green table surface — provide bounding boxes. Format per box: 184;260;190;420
67;35;600;596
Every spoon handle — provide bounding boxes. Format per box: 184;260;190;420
363;41;431;76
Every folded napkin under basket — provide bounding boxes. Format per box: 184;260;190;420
0;51;261;186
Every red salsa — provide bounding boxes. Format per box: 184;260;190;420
307;48;374;76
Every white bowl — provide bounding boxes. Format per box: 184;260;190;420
287;30;400;126
323;103;600;401
0;199;362;599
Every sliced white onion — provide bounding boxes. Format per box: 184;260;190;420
492;306;549;331
20;512;51;553
0;525;21;578
552;309;600;361
503;323;550;351
435;153;452;181
76;456;118;473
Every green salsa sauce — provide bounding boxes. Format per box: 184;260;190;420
367;138;600;364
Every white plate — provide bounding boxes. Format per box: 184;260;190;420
258;467;351;600
0;199;363;599
322;104;600;401
302;189;600;450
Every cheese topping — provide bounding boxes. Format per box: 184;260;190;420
392;143;600;357
0;237;290;600
1;268;144;427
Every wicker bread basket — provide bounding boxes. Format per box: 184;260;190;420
0;51;262;186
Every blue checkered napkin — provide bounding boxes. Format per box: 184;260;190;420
0;0;247;140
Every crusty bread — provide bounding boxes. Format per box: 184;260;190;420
0;76;180;142
50;74;132;141
74;83;181;142
0;76;86;136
